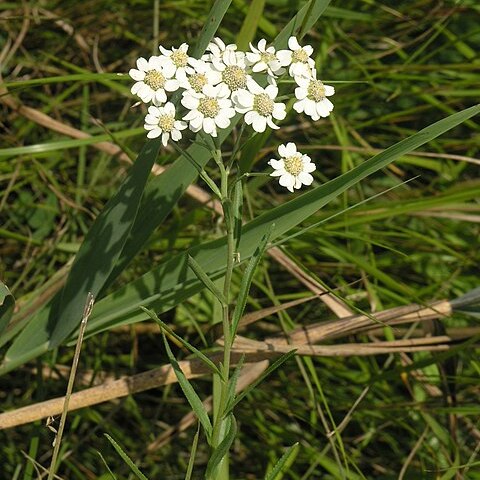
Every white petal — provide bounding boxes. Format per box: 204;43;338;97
183;110;199;121
165;79;179;92
265;84;278;99
137;57;148;71
129;69;145;81
324;85;335;96
272;103;286;120
246;77;263;95
159;45;170;55
293;100;304;114
258;39;267;51
252;114;267;132
161;132;170;146
181;95;199;110
131;82;143;95
288;36;300;50
163;102;175;115
163;62;176;77
295;87;307;102
269;159;284;169
174;120;188;130
233;90;253;108
147;128;161;139
266;117;279;130
252;62;266;73
244;111;256;125
285;143;297;156
304;162;316;173
203;117;216;134
171;129;182;141
298;172;313;185
215;114;230;129
279;173;295;192
154;90;167;104
304;45;313;56
278;144;287;157
276;50;292;66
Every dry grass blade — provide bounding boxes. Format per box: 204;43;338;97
229;335;454;356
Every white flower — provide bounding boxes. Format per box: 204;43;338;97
144;102;187;146
246;39;289;78
158;43;194;81
180;58;220;94
210;48;249;96
269;143;316;193
232;78;286;133
281;36;316;79
181;84;236;137
129;56;179;105
293;71;334;120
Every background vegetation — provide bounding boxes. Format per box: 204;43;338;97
1;0;479;478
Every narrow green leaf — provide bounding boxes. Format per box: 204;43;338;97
236;0;266;50
231;225;274;338
185;424;201;480
104;434;149;480
3;138;162;361
265;442;300;480
225;355;245;413
205;414;237;479
161;328;213;440
141;306;222;377
191;0;233;58
188;255;228;306
0;282;14;337
230;350;297;411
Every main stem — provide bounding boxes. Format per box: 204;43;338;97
210;147;235;480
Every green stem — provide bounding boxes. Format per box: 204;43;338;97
209;147;237;480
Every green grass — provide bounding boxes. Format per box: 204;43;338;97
1;0;480;478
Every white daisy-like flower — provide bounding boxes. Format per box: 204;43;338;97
181;84;236;137
268;143;316;192
179;58;220;94
144;102;187;146
246;39;290;77
232;78;286;133
293;70;335;120
158;43;194;82
129;56;179;105
210;48;249;96
281;36;316;79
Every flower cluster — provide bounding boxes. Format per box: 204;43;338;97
129;36;334;191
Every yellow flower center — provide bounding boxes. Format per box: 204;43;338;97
307;80;326;102
292;48;309;64
222;65;247;91
253;93;274;117
259;51;276;64
144;70;166;90
284;154;303;176
188;73;208;93
198;97;220;118
158;114;175;132
171;50;188;68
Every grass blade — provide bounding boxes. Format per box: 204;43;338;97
236;0;266;50
104;433;149;480
230;350;297;411
265;442;300;480
185;423;201;480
